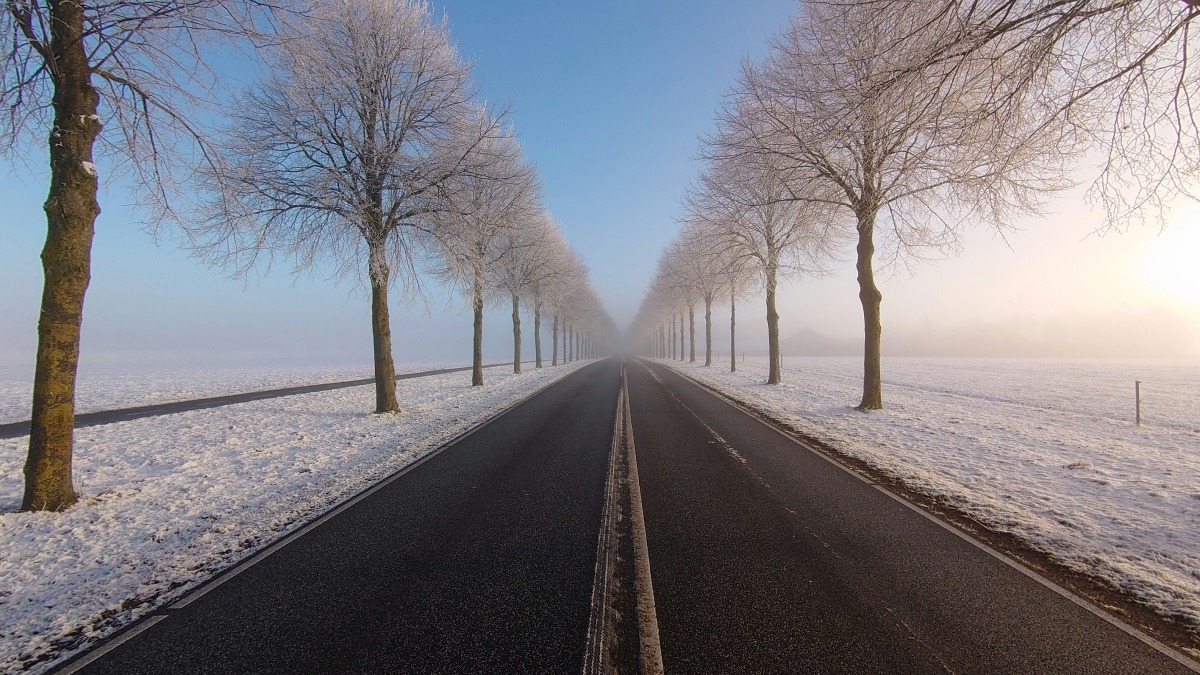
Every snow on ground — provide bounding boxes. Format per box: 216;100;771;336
0;363;468;424
0;360;592;673
659;356;1200;632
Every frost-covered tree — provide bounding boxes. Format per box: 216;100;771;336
545;249;588;366
868;0;1200;231
722;1;1066;407
491;213;558;374
685;149;840;385
430;122;539;386
194;0;496;413
522;220;575;369
1;0;298;511
655;240;695;362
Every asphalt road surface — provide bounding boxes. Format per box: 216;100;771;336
53;357;1198;674
60;359;620;674
625;359;1195;674
0;363;514;439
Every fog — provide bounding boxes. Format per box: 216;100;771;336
634;191;1200;362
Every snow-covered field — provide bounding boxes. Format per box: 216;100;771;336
659;356;1200;633
0;363;478;424
0;361;592;673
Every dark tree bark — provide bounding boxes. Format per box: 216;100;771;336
471;258;485;386
679;313;685;361
856;213;883;410
730;289;737;374
669;317;675;360
511;293;521;374
23;0;105;511
703;294;713;366
766;260;782;385
552;314;559;365
688;303;696;363
533;301;542;368
369;241;400;413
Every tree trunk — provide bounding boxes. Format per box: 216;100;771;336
511;292;521;374
679;313;685;361
24;1;105;511
766;261;782;385
730;289;737;374
688;303;696;363
669;317;675;360
856;213;884;410
552;314;559;366
704;294;713;366
369;241;400;413
471;259;484;387
534;300;542;368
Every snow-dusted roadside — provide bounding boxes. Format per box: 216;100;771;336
656;356;1200;635
0;360;593;673
0;363;470;424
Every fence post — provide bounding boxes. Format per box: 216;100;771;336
1135;380;1142;426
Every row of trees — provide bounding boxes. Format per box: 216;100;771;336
633;0;1198;410
3;0;613;512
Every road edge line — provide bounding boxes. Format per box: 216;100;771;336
54;616;167;675
645;359;1200;673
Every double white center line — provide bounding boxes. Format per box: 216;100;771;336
582;361;664;675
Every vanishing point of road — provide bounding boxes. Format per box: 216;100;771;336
55;358;1198;674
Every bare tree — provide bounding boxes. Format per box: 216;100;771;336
685;149;840;385
522;219;574;369
723;1;1067;407
491;212;560;374
545;248;588;366
866;0;1200;231
663;220;743;367
429;121;539;385
1;0;296;511
194;0;496;413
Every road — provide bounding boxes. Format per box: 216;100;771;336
0;363;514;439
625;359;1195;674
60;359;621;674
54;357;1198;674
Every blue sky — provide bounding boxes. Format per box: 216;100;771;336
437;1;797;323
0;1;796;368
2;0;1197;371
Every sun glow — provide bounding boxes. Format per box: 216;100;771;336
1140;211;1200;306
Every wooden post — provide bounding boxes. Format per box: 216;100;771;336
1135;380;1142;426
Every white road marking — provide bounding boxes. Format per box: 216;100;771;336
581;369;625;675
56;615;167;675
